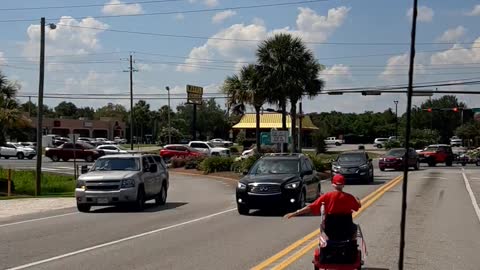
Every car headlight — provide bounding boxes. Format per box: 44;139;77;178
121;178;136;188
359;164;369;170
237;182;247;189
332;165;341;171
76;179;86;189
285;181;300;189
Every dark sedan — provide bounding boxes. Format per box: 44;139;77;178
379;148;420;171
236;154;321;215
45;142;105;162
331;151;374;184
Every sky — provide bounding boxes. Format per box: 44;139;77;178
1;0;480;115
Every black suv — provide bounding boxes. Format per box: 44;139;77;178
236;153;321;215
331;151;374;184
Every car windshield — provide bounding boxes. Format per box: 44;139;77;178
386;149;405;157
250;159;299;175
424;146;439;152
338;154;366;163
13;143;22;148
92;158;140;171
207;142;215;148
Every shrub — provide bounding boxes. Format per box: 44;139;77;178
235;130;246;145
170;157;187;168
306;154;331;172
185;156;206;170
229;146;239;154
384;140;401;149
232;155;260;173
199;156;235;174
312;130;327;154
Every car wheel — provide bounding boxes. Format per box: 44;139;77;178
155;184;167;206
446;159;453;167
27;155;34;160
134;186;146;211
77;204;91;213
369;170;374;183
296;190;306;210
237;204;250;215
62;158;69;162
85;155;94;162
51;155;59;162
414;160;420;170
380;167;385;171
476;160;480;166
462;162;466;166
335;142;340;146
17;152;25;160
428;159;436;167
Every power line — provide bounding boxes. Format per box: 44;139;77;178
0;0;184;11
0;0;328;23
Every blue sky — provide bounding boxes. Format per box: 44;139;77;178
1;0;480;114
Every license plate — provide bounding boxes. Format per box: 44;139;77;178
97;198;109;204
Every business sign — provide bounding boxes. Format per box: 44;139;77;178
271;130;289;144
473;108;480;122
186;85;203;105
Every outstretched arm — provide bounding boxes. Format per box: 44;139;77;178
284;205;312;219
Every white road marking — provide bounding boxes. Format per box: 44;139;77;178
461;168;480;224
0;213;78;229
6;208;236;270
420;176;447;180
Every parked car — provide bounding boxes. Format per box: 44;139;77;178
188;141;230;156
331;151;374;184
95;138;116;145
0;142;37;159
418;144;454;167
53;136;71;147
159;144;205;162
236;153;321;215
450;136;462;147
96;144;129;155
209;138;233;147
379;148;420;171
114;137;127;144
75;153;169;212
45;142;105;162
19;142;37;151
324;137;345;146
373;138;389;148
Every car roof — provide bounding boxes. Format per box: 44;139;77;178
428;144;450;147
262;153;305;159
98;153;159;159
164;144;188;147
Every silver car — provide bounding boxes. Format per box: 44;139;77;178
75;154;169;212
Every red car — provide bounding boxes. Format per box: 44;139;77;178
379;147;420;171
418;144;454;167
45;142;104;162
159;144;204;161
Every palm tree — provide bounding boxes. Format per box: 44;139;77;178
221;74;246;116
0;72;30;145
256;33;324;152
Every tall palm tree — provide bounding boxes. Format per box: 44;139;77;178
221;74;247;116
256;33;324;152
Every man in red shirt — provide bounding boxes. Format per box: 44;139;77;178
284;174;361;219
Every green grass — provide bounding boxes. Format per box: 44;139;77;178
0;168;75;196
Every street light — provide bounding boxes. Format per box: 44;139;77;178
165;86;171;144
36;17;56;196
394;100;399;138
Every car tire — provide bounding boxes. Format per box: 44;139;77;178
62;158;69;162
51;155;59;162
85;155;94;162
27;155;34;160
476;160;480;166
462;162;466;166
237;204;250;215
369;170;374;183
155;184;167;206
414;160;420;170
428;159;436;167
77;204;91;213
134;187;146;211
335;142;341;146
380;167;385;171
17;152;25;160
446;159;453;167
296;190;306;210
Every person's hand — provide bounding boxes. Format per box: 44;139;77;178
284;212;296;219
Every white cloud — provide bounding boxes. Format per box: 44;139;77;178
437;26;466;42
175;13;185;21
137;63;152;71
0;52;6;65
204;0;219;7
212;10;236;24
407;6;434;22
320;64;352;86
178;6;350;72
380;53;426;81
102;0;143;16
23;16;109;60
430;37;480;65
467;5;480;16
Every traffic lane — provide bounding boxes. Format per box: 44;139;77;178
13;171;402;270
287;167;480;270
0;158;93;175
0;174;236;269
462;166;480;208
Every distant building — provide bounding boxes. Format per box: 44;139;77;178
232;113;319;147
29;117;126;139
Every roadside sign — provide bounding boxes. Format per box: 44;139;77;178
186;85;203;105
271;130;288;144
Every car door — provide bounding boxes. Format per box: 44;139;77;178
141;157;154;196
408;148;417;166
175;146;189;158
5;144;16;157
147;156;162;195
61;143;74;159
437;146;447;162
301;158;316;200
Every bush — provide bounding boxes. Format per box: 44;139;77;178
185;156;206;170
312;130;327;154
306;154;332;172
199;156;235;174
229;146;240;154
235;130;246;146
232;155;260;173
384;140;401;149
170;157;187;168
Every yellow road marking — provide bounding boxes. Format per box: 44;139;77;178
251;175;403;270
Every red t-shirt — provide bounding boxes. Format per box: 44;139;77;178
308;191;360;215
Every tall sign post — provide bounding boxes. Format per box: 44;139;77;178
186;85;203;140
271;130;288;154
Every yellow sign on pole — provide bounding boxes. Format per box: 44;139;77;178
186;85;203;105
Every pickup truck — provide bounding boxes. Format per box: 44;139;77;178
324;137;345;146
0;142;37;159
209;138;233;147
188;141;230;156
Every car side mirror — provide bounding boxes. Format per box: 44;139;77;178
149;164;158;173
81;165;89;174
242;170;249;175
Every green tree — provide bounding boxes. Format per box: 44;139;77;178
76;107;95;119
94;103;127;121
221;74;246;116
133;100;151;143
54;101;78;118
256;33;324;152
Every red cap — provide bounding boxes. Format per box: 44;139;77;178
332;174;345;186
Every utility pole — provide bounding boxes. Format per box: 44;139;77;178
123;53;138;150
394;100;399;138
165;86;171;144
28;96;32;117
192;104;197;140
35;17;46;196
298;101;303;153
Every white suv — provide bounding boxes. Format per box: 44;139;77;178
188;141;230;156
373;138;389;148
75;154;169;212
0;142;37;159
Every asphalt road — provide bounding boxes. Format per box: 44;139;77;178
0;157;91;175
285;165;480;270
0;168;402;270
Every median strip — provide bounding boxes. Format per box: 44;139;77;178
251;174;404;270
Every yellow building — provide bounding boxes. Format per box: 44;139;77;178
232;113;318;147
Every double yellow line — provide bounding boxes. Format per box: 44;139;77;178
251;175;404;270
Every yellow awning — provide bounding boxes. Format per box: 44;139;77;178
232;113;318;130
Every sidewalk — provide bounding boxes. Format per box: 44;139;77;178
0;198;76;219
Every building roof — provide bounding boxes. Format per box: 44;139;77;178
232;113;318;130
